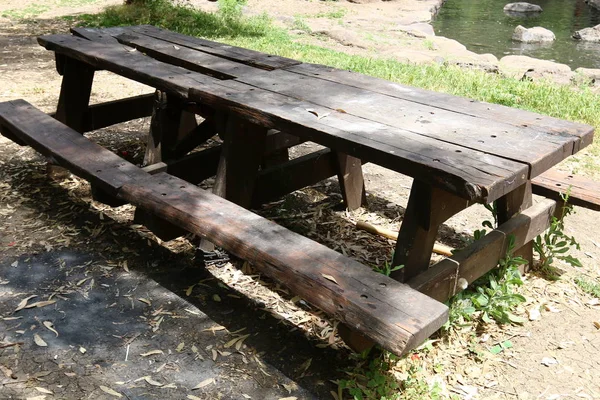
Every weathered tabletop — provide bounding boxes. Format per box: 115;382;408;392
37;25;594;281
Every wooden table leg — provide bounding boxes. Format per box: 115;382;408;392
213;115;269;208
334;152;367;211
391;180;470;282
496;181;533;272
50;56;95;179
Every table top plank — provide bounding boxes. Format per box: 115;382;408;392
104;29;580;178
37;33;528;201
236;69;576;178
286;63;594;152
128;25;300;71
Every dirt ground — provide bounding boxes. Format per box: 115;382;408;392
1;1;600;399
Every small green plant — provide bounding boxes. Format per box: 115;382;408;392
574;276;600;298
532;192;582;279
373;259;404;277
338;351;401;400
446;235;528;329
292;17;312;33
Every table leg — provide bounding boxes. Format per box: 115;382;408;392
49;56;95;179
213;115;268;208
144;91;194;165
334;152;367;211
496;182;533;272
391;180;469;282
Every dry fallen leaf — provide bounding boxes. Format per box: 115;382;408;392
99;385;122;398
278;397;297;400
176;342;185;352
25;396;46;400
33;334;47;347
187;395;202;400
594;321;600;330
138;298;151;306
212;294;221;302
143;376;163;387
26;300;56;309
192;378;215;389
321;274;338;285
34;387;53;395
43;321;58;337
79;347;87;354
185;284;196;296
14;295;37;312
140;350;164;357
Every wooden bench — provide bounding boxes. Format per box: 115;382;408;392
532;168;600;212
0;98;448;357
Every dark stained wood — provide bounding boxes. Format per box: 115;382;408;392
54;56;95;133
118;172;449;356
127;25;300;70
252;148;339;207
236;69;577;178
115;32;260;80
532;168;600;211
286;63;594;152
0;122;27;145
408;199;556;302
133;208;187;241
335;152;367;210
213;115;268;208
82;93;154;132
264;130;303;155
0;100;148;195
391;181;470;282
37;34;530;202
496;182;533;272
71;26;127;43
170;118;217;159
91;184;127;207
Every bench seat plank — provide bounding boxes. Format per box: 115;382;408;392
119;172;449;355
0;99;148;195
532;168;600;211
0;99;449;355
37;34;529;202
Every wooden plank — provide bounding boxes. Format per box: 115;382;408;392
286;63;595;152
253;148;338;206
408;199;556;302
38;35;528;202
82;93;154;132
118;172;449;356
264;130;303;155
236;69;576;178
71;26;129;43
115;32;260;80
127;25;300;70
391;181;470;282
532;168;600;211
0;100;148;195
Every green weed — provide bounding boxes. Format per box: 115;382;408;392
532;193;582;279
574;276;600;298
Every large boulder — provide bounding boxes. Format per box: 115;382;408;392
499;55;573;85
573;24;600;42
503;2;543;12
512;25;555;42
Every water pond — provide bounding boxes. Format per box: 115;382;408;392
432;0;600;69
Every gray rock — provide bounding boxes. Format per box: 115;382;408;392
512;25;555;43
585;0;600;10
573;24;600;42
396;22;435;37
503;2;543;12
499;55;572;85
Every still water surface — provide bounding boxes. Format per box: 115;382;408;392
432;0;600;68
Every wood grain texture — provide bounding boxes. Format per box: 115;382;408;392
532;168;600;211
286;63;594;152
408;199;556;302
0;99;148;195
118;172;449;356
54;56;95;133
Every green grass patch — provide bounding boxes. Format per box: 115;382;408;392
76;0;600;177
575;276;600;298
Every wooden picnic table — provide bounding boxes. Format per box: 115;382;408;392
2;25;593;355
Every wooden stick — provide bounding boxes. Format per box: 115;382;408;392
356;221;454;257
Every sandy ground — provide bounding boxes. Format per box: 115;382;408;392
0;1;600;399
